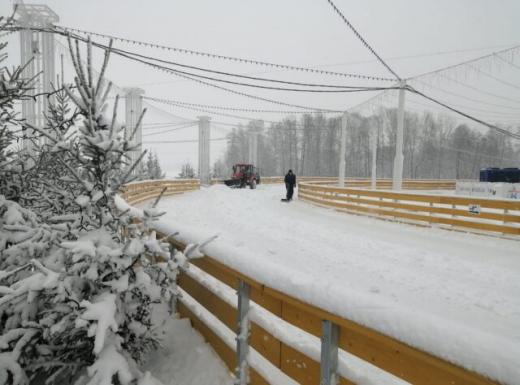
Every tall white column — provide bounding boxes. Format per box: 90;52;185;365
198;116;211;186
371;126;377;190
16;3;59;153
248;132;259;166
338;112;348;187
124;87;145;175
392;80;406;190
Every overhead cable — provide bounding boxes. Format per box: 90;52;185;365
325;0;401;80
407;86;520;139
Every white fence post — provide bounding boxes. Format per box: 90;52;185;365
236;279;250;384
392;80;406;190
320;320;339;385
339;113;348;188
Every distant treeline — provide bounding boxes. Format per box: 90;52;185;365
214;108;520;180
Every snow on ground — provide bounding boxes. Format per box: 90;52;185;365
141;305;233;385
128;184;520;384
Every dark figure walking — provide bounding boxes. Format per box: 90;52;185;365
284;169;297;201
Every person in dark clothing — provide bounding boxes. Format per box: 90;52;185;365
284;169;297;200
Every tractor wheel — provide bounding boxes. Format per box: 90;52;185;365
250;179;257;189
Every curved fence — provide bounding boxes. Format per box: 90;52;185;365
298;182;520;239
118;179;501;384
212;177;459;190
119;179;200;206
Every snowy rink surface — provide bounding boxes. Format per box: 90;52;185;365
132;184;520;384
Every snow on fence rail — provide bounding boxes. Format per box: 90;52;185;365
117;180;499;385
298;182;520;239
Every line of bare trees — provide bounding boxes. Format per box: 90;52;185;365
217;108;520;180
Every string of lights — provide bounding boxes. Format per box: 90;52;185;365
406;86;520;139
99;45;391;90
402;91;520;118
142;123;197;137
55;25;395;82
144;97;342;128
105;44;396;94
409;44;520;80
465;63;520;91
9;26;518;141
409;79;520;110
142;121;197;126
142;122;198;131
325;0;401;80
143;138;227;144
7;25;345;112
494;54;520;70
143;97;340;114
210;120;342;132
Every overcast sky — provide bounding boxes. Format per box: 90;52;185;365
2;0;519;174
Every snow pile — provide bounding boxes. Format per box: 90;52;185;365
141;305;233;385
126;184;520;384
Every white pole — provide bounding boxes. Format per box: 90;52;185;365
198;116;211;186
124;88;145;176
392;80;406;190
339;112;348;187
371;125;377;190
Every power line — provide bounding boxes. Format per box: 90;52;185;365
55;25;394;82
325;0;400;80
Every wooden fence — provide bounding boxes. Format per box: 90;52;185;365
298;182;520;239
118;179;503;384
212;177;459;190
118;179;200;206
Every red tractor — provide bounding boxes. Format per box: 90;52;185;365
223;163;261;189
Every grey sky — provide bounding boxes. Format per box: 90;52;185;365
2;0;519;174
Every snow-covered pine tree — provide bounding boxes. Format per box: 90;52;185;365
0;35;188;385
177;160;196;179
150;152;164;180
20;81;81;219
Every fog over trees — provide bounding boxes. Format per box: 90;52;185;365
218;110;520;179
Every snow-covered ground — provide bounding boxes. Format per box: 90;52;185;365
134;184;520;384
142;305;233;385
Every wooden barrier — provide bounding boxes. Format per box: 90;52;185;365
298;182;520;239
117;180;504;384
212;176;460;190
119;179;200;205
167;240;496;385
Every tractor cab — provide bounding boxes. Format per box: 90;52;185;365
224;163;260;189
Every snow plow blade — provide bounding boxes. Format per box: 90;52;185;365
223;179;242;188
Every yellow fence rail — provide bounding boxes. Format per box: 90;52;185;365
298;182;520;239
118;179;503;384
212;177;460;190
119;179;200;206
